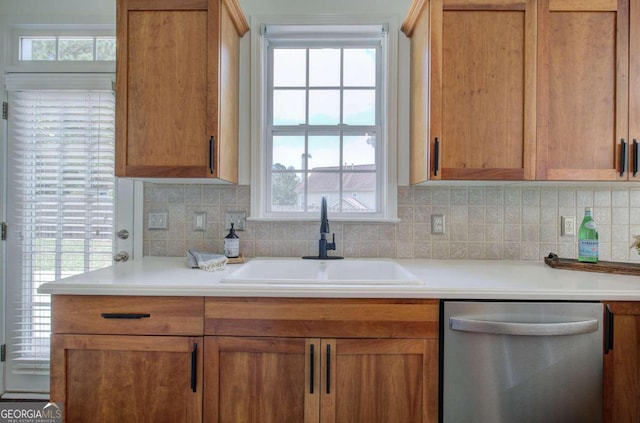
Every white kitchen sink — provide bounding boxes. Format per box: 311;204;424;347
221;258;423;285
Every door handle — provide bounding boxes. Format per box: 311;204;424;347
113;251;129;262
433;137;440;176
633;139;638;177
326;343;331;394
620;139;627;177
191;342;198;392
209;136;215;174
450;317;599;336
309;343;315;394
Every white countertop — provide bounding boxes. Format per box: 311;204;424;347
37;256;640;300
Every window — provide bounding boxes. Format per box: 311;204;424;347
20;36;116;61
251;21;398;221
4;76;116;393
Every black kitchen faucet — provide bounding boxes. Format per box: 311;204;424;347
303;196;344;260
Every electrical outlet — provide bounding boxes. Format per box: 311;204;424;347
561;216;576;237
193;212;207;231
431;214;445;235
225;211;246;231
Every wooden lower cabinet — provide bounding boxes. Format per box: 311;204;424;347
203;336;436;423
51;334;203;423
603;302;640;423
203;298;439;423
50;296;438;422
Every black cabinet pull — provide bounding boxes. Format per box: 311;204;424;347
309;344;315;394
604;305;614;354
191;342;198;392
433;137;440;176
620;139;627;177
633;139;638;177
326;344;331;394
209;136;215;175
100;313;150;319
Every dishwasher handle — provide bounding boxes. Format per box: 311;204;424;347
450;317;599;336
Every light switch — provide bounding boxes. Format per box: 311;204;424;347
194;212;207;231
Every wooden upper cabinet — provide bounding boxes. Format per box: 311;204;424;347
629;0;640;180
402;0;536;183
115;0;248;180
537;0;636;180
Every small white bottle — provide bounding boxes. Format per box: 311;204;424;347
224;223;240;258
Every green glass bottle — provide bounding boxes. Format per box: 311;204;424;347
578;207;598;263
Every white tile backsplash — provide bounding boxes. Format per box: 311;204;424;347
143;183;640;261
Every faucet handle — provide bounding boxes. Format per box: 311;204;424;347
327;233;337;251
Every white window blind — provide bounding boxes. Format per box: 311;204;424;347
5;86;115;392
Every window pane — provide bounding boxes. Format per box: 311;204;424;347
309;90;340;125
306;172;340;211
343;89;375;125
342;172;376;213
344;48;376;87
59;38;94;61
309;48;340;87
6;88;115;388
96;37;116;61
271;171;304;211
273;135;305;169
308;136;340;168
274;48;306;87
20;37;56;61
343;135;376;166
273;90;306;125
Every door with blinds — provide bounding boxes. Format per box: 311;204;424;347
4;76;128;393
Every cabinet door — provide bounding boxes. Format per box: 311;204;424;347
603;302;640;423
204;337;319;423
116;0;211;178
116;0;246;180
426;0;536;181
537;0;630;180
321;338;437;423
630;0;640;179
51;334;203;423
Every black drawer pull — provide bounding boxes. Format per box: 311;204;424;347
100;313;151;319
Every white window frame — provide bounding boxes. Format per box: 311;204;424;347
250;15;399;222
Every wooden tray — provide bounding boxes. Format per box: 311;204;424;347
227;253;245;264
544;253;640;276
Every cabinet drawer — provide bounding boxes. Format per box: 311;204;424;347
52;295;204;335
205;297;439;338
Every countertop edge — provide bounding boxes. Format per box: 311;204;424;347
36;256;640;301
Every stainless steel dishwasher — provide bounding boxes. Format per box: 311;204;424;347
442;301;603;423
